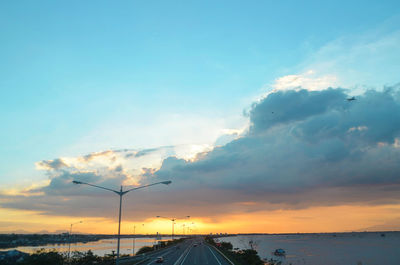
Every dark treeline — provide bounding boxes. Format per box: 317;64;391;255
1;249;119;265
0;238;186;265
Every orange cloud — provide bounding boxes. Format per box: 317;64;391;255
1;204;399;234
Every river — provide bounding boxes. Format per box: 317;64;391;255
217;232;400;265
2;236;179;256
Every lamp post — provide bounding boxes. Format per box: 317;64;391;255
132;224;144;256
187;222;195;235
73;180;171;265
68;220;83;263
156;216;190;240
132;225;136;256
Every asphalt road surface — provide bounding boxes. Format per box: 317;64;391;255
177;241;232;265
122;238;232;265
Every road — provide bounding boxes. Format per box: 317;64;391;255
121;238;232;265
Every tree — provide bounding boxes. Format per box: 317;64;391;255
22;249;64;265
136;246;154;255
220;242;233;250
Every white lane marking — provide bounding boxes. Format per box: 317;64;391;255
201;244;209;264
207;245;222;265
173;243;192;265
180;245;193;265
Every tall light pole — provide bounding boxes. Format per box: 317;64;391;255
68;220;83;263
73;180;171;265
188;222;195;235
132;224;144;256
132;225;136;256
156;216;190;240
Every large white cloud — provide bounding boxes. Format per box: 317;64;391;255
153;87;400;203
1;87;400;221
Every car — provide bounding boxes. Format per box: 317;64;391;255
273;249;286;256
193;243;198;247
156;256;164;263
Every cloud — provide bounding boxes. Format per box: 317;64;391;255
265;19;400;100
272;70;338;92
0;145;215;219
2;87;400;223
151;87;400;206
297;22;400;90
249;88;348;133
35;158;68;171
214;130;240;147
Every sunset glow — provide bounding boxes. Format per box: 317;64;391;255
1;1;400;239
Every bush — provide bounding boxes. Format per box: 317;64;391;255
21;249;64;265
220;242;233;250
136;246;154;255
71;250;102;265
16;249;116;265
234;249;263;265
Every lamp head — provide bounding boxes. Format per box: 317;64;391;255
72;180;82;184
161;181;172;185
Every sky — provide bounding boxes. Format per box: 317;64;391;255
1;0;400;234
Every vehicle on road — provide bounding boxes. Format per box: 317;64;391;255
156;256;164;263
274;248;286;256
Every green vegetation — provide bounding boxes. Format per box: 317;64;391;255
2;238;188;265
136;238;185;255
1;248;127;265
136;246;154;255
205;236;264;265
20;249;64;265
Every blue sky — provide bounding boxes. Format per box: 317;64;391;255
1;0;400;189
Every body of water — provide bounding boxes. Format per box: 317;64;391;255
218;232;400;265
2;236;180;256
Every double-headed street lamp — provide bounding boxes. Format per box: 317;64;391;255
156;215;190;240
73;180;171;265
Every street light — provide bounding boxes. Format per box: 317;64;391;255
73;180;171;265
68;220;83;263
156;216;190;240
181;224;185;235
187;222;195;235
132;223;144;256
